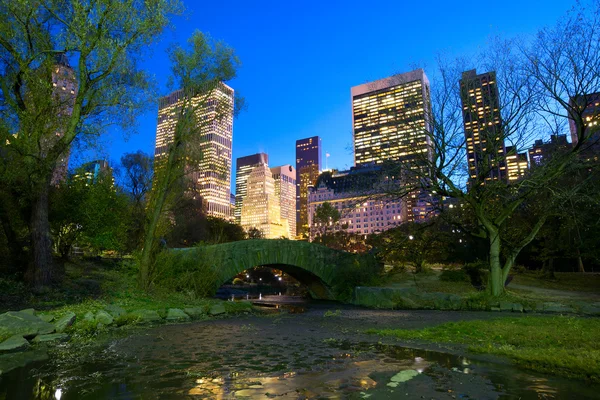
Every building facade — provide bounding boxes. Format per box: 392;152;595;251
460;69;507;184
240;163;289;239
351;69;432;167
296;136;321;237
529;135;571;168
271;165;297;238
505;146;528;181
155;83;234;220
73;160;111;184
307;167;407;239
235;153;269;223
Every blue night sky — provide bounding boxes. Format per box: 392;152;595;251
90;0;571;191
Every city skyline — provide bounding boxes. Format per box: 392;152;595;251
77;0;569;191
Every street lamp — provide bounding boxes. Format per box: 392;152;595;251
408;235;414;240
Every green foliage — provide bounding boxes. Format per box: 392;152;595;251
331;253;383;301
232;277;244;285
247;227;264;239
462;261;488;289
152;250;220;298
368;316;600;382
323;309;341;317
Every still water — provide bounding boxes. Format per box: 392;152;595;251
1;306;598;399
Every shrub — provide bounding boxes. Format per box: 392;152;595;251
331;253;383;301
153;249;220;298
463;261;487;289
439;269;469;282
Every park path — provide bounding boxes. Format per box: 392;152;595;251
508;283;600;301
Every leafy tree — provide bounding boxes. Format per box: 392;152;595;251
0;0;181;288
140;31;241;289
50;166;130;258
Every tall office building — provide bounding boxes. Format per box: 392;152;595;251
351;69;432;167
505;146;528;181
235;153;269;223
271;165;297;238
241;164;289;239
50;54;77;185
296;136;321;237
351;70;433;222
155;83;234;220
460;69;506;183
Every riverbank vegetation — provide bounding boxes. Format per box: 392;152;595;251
368;316;600;382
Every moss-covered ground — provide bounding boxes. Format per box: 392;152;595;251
368;316;600;382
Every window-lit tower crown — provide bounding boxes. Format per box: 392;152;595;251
154;82;234;220
240;163;288;239
460;69;506;183
351;69;432;167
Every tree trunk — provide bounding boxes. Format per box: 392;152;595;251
26;184;53;289
577;250;585;273
542;258;556;279
488;229;504;296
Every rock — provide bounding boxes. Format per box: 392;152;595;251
209;303;226;316
37;314;54;323
0;335;30;354
0;312;55;340
105;304;126;318
54;312;76;333
183;307;206;318
580;303;600;316
129;309;162;323
166;308;190;321
490;307;501;312
499;302;514;312
542;302;573;313
512;303;524;313
19;308;36;315
32;333;70;344
83;311;95;322
0;350;48;376
95;310;114;326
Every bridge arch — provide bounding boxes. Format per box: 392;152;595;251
174;239;379;300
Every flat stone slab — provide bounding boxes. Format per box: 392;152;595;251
542;302;573;313
166;308;190;321
0;350;48;376
183;307;206;318
0;312;55;340
129;309;162;323
19;308;36;315
37;314;54;323
95;310;114;325
0;335;30;354
55;312;76;333
32;333;70;344
209;303;226;316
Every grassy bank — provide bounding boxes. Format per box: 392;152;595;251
368;316;600;382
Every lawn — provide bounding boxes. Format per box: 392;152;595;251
368;316;600;382
511;272;600;293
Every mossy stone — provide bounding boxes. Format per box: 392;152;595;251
32;333;70;344
54;312;76;333
209;303;226;316
0;335;30;354
166;308;190;321
0;312;55;340
95;310;114;326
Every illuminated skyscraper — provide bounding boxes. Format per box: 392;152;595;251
528;135;571;168
155;83;234;220
296;136;321;237
505;146;528;181
351;70;433;222
351;69;432;167
460;69;506;183
569;92;600;159
235;153;268;224
241;163;289;239
271;165;297;238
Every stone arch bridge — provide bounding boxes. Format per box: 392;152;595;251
173;239;380;300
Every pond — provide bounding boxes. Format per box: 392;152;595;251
1;306;597;399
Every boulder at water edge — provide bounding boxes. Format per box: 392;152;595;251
209;303;226;316
0;335;30;354
0;312;55;340
166;308;191;321
54;312;76;333
95;310;114;326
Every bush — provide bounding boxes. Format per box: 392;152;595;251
153;250;220;298
463;261;487;289
331;253;383;301
439;269;469;282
